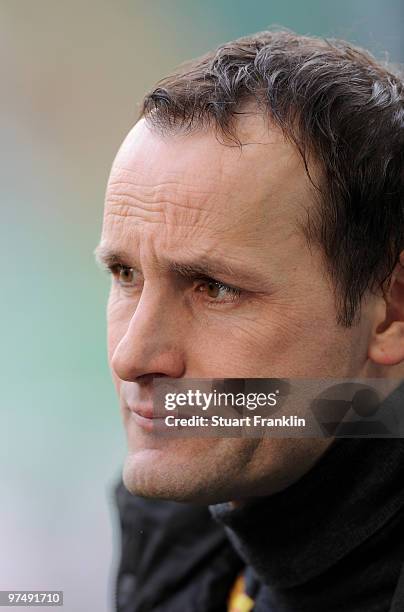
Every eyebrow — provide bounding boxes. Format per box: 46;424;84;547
94;245;131;269
94;244;267;288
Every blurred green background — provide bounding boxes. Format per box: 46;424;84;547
1;1;402;610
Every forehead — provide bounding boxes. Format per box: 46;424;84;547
102;115;314;252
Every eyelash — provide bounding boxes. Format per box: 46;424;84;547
107;264;139;282
196;277;242;303
104;264;242;304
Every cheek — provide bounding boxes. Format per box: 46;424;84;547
188;302;344;378
182;314;287;376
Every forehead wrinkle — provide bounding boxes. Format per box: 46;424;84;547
104;207;229;248
106;180;216;211
107;154;302;238
108;164;222;197
107;164;228;210
105;177;229;234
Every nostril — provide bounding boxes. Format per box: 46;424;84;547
136;373;169;385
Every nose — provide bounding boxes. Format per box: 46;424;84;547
109;283;186;381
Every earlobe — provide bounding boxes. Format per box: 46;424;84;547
368;253;404;367
368;323;404;366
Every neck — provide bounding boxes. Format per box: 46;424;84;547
211;437;404;611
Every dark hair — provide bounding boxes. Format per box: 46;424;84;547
140;30;404;326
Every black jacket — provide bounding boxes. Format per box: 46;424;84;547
113;482;243;611
113;438;404;611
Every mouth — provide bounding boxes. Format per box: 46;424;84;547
128;403;155;419
126;402;167;432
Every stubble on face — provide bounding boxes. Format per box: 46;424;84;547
98;111;371;502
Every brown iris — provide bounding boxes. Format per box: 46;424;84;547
199;280;220;298
119;267;135;284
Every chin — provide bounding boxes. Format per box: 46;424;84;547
121;442;252;505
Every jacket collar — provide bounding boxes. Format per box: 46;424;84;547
210;433;404;589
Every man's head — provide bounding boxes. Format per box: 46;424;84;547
96;31;404;503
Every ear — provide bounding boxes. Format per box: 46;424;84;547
368;252;404;367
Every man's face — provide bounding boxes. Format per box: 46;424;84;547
98;114;374;503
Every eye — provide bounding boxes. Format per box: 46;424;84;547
195;278;241;303
117;266;136;286
107;264;139;287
